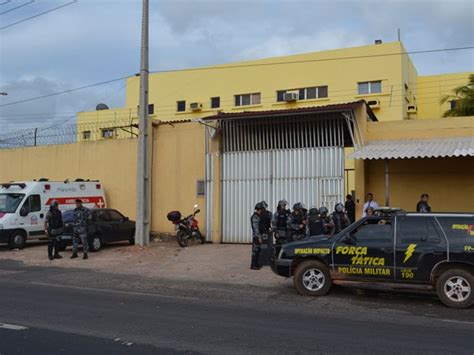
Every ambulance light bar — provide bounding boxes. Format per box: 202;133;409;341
1;183;27;189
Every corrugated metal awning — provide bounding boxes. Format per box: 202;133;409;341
350;136;474;160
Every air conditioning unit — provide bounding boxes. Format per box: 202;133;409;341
367;99;380;109
283;92;299;102
190;102;202;111
407;105;417;114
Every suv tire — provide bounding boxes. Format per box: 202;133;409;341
89;235;102;252
436;268;473;309
294;260;332;296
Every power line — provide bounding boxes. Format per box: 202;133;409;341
0;0;77;30
0;0;34;15
0;76;130;108
150;46;474;74
0;1;12;6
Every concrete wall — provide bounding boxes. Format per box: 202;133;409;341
366;157;474;214
0;139;138;219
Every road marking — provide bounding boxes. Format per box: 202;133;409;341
30;282;199;301
0;323;28;330
442;319;474;326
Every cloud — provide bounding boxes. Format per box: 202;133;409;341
0;0;472;132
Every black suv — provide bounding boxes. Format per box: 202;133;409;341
271;211;474;308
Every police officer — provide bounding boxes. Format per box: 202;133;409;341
71;199;91;260
318;206;334;235
287;202;307;241
272;200;290;244
307;206;334;236
44;200;63;260
330;203;351;235
250;202;265;270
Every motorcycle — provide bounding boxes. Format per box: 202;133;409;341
167;204;206;247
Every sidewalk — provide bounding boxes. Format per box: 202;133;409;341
0;240;292;288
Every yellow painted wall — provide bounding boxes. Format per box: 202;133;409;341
417;73;473;119
366;116;474;141
366;157;474;214
0;139;138;219
151;122;207;235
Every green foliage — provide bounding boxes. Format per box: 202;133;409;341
440;74;474;117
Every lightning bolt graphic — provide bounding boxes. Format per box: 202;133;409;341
403;244;417;263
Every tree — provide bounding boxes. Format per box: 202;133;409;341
440;74;474;117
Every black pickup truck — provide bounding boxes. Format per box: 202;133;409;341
271;211;474;308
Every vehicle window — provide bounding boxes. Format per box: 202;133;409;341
351;220;392;244
96;210;109;222
63;211;75;223
398;216;442;244
107;210;124;222
437;217;474;243
29;195;41;212
0;193;25;213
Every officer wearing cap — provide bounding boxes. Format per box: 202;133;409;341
71;199;91;260
44;200;63;260
287;202;307;241
330;203;351;235
272;200;290;244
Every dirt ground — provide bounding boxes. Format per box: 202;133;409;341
0;239;292;288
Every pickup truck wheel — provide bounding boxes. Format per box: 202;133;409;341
436;268;473;309
294;260;332;296
9;231;27;250
89;235;102;252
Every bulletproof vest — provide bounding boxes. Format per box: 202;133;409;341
332;212;345;233
259;211;272;234
275;210;290;230
290;212;305;232
308;218;324;236
48;209;63;229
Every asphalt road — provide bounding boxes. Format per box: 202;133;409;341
0;259;473;354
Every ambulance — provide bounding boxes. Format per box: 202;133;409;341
0;179;106;249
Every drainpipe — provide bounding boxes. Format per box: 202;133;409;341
385;159;390;207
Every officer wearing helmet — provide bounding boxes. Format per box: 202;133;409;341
287;202;307;241
272;200;290;244
250;201;272;270
330;203;351;234
307;206;334;236
44;200;64;260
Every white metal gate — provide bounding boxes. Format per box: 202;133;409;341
222;147;344;243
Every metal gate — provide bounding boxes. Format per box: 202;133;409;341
221;147;344;243
218;113;347;243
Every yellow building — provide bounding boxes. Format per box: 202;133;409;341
1;41;471;244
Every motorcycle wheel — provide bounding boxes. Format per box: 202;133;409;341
196;230;206;244
177;230;189;248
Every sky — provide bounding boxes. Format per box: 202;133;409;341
0;0;473;133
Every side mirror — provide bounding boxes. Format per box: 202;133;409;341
20;205;29;217
194;209;201;214
343;234;356;245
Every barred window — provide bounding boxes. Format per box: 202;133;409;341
234;93;261;106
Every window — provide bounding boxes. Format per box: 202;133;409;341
398;217;442;244
211;97;220;109
101;129;115;139
450;100;458;110
177;100;186;112
297;86;328;100
276;90;286;102
234;93;261;106
0;193;25;213
196;179;205;196
350;220;392;244
21;195;41;215
82;131;91;140
96;210;109;222
358;81;382;95
148;104;155;115
438;217;474;242
108;210;124;222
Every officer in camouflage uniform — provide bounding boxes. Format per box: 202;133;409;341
250;202;272;270
44;200;63;260
71;199;91;260
272;200;290;244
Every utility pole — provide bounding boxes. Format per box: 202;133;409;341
135;0;151;246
